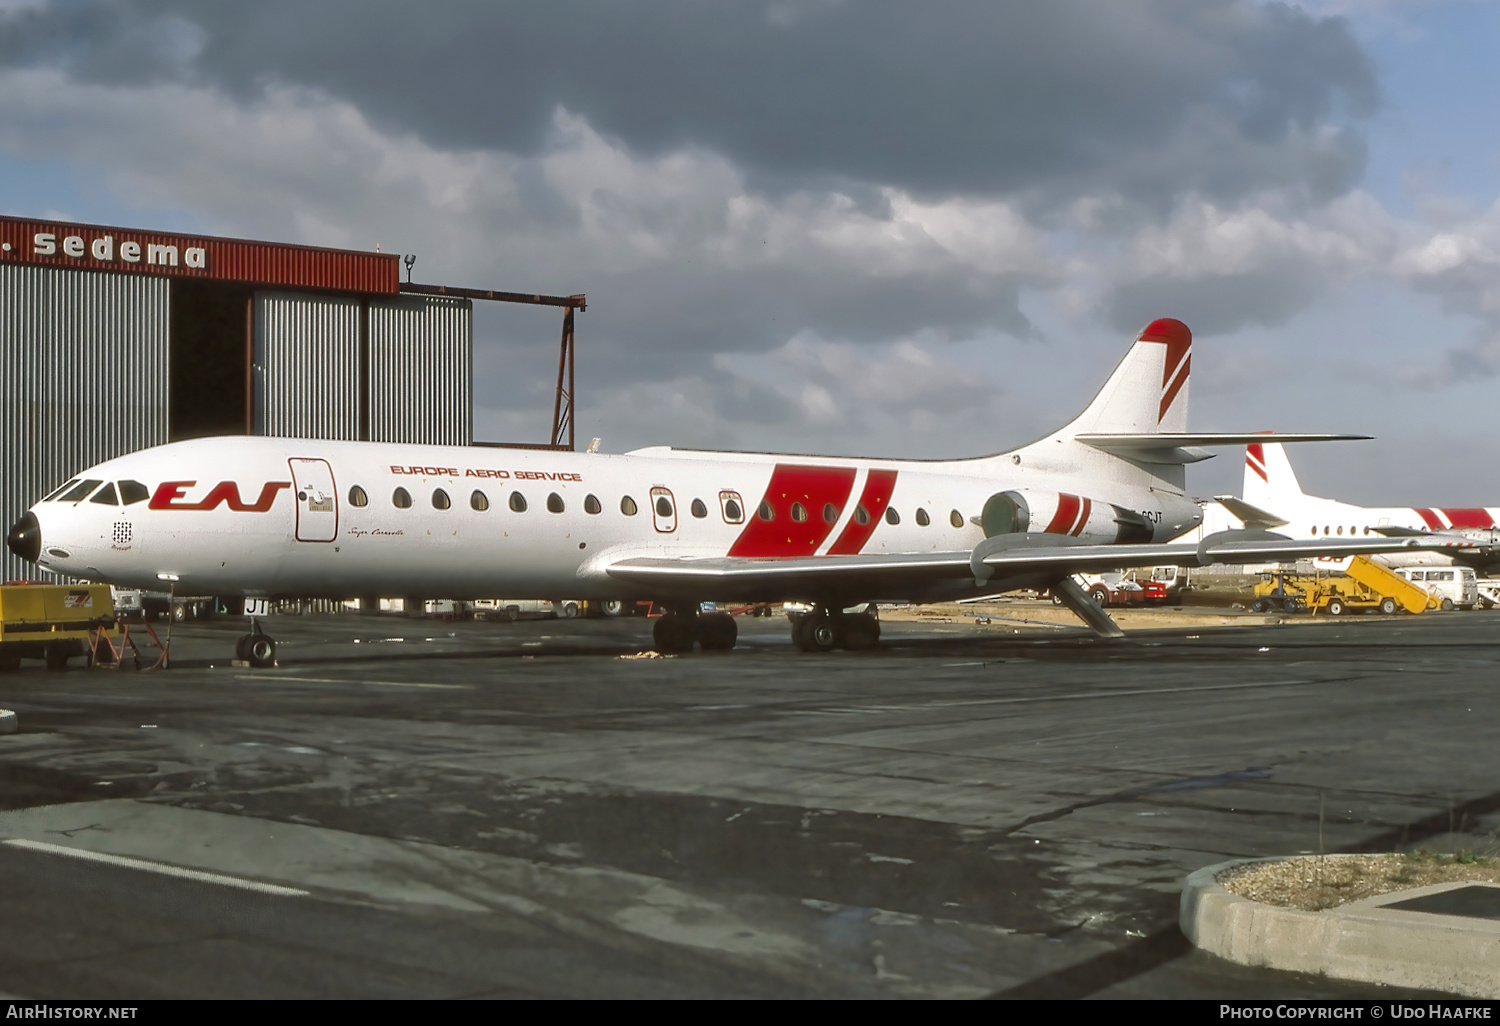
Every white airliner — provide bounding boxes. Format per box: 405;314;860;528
1215;441;1500;573
5;319;1463;664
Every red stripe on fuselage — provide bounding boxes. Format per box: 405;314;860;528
1044;493;1082;535
1413;508;1443;531
1442;508;1495;529
1071;497;1092;536
827;469;898;555
728;464;857;557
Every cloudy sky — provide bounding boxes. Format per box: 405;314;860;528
2;0;1498;503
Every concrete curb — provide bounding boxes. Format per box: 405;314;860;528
1181;857;1500;998
0;709;15;734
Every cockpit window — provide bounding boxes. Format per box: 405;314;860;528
44;480;80;502
89;483;119;506
59;480;103;503
118;480;150;505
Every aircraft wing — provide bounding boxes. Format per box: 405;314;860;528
604;531;1470;602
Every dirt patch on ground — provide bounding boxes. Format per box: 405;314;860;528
1218;852;1500;911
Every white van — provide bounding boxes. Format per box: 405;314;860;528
1396;567;1478;610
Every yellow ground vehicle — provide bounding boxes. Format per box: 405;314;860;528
1249;557;1433;616
0;583;117;670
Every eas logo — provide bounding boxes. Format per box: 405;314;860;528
149;481;291;512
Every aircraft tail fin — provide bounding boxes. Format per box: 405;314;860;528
1243;439;1305;508
1008;318;1193;489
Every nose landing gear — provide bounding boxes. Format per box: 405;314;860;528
235;619;277;668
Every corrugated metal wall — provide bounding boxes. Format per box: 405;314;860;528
369;294;472;445
0;265;168;581
252;292;361;439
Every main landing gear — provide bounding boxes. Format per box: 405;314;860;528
235;619;277;668
791;606;880;653
652;607;739;654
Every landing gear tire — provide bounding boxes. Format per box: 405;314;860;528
793;613;837;653
245;634;276;668
1379;597;1398;615
838;612;880;651
696;612;738;652
653;613;696;654
44;643;69;672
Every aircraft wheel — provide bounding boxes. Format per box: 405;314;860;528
246;635;277;668
653;614;696;654
839;612;880;651
794;612;837;653
1441;597;1454;612
696;612;738;652
1379;597;1397;615
44;643;69;672
1326;598;1344;617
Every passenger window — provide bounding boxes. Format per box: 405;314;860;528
510;491;528;513
950;509;964;529
393;487;412;509
89;483;119;505
621;496;638;516
655;496;673;518
44;479;80;502
471;490;489;511
547;493;565;514
758;500;775;522
1336;525;1342;535
690;498;708;518
884;507;900;525
60;480;102;503
719;491;744;524
432;488;451;510
349;485;369;507
823;503;839;524
916;508;930;527
854;504;870;526
791;502;808;523
585;494;602;515
118;480;150;505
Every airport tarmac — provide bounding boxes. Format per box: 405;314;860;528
0;607;1496;999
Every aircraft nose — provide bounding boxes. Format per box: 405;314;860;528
7;511;40;563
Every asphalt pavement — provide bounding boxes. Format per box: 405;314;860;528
0;606;1494;999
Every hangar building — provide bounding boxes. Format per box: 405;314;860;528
0;214;581;583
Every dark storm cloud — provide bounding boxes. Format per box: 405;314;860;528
1106;267;1322;337
4;0;1376;207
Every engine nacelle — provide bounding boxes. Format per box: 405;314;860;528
980;489;1154;544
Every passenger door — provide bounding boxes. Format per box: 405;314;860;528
288;458;338;542
651;486;677;534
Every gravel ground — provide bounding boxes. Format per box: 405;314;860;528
1218;853;1500;911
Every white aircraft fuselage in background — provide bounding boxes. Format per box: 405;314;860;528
1229;441;1500;573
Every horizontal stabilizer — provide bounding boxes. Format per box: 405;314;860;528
1077;432;1368;465
1211;495;1289;530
